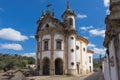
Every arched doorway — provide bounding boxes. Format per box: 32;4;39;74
55;58;63;75
42;57;50;75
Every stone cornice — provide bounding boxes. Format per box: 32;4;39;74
36;27;77;38
87;50;94;54
103;15;120;48
110;1;120;10
76;36;88;44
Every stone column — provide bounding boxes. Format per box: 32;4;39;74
50;34;55;75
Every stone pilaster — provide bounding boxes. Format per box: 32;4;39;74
39;36;43;75
50;34;55;75
36;36;40;75
64;35;68;75
80;41;82;75
114;34;120;80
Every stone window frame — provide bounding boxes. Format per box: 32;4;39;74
43;39;49;51
56;39;62;50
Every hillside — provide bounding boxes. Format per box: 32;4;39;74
0;53;35;72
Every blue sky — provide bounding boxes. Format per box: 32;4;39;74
0;0;109;58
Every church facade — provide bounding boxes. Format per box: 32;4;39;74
35;2;93;76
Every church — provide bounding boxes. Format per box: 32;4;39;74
35;2;93;76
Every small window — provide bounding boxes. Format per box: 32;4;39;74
46;24;49;28
89;56;91;63
83;48;86;51
89;66;92;72
44;41;48;50
69;18;73;26
71;37;74;40
76;46;79;50
56;41;62;50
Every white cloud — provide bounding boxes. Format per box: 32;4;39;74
104;0;110;7
22;52;36;58
106;9;110;15
83;36;89;39
88;43;96;48
0;43;23;50
80;26;93;31
77;14;87;19
93;48;106;54
88;43;106;54
0;28;28;41
30;35;35;39
89;29;105;37
0;8;3;12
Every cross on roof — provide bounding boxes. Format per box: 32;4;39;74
46;3;52;10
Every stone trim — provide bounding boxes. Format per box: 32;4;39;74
80;41;83;75
55;39;63;41
110;1;120;10
40;36;43;75
64;35;68;75
76;36;88;45
43;39;50;41
87;50;94;54
50;34;55;75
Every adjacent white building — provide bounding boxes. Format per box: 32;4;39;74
35;2;94;76
103;0;120;80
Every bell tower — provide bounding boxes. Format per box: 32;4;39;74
62;1;76;30
62;1;77;75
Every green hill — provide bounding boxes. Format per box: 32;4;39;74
0;53;35;72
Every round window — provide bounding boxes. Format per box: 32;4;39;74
71;49;74;52
71;37;74;40
71;62;74;66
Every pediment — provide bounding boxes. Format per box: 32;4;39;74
37;16;64;30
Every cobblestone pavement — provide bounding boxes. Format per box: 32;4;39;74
26;72;104;80
84;71;104;80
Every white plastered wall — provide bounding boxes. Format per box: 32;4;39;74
81;42;87;72
86;53;93;73
76;40;80;63
108;38;118;80
68;35;76;69
103;54;111;80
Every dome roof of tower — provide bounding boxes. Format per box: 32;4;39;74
62;1;76;18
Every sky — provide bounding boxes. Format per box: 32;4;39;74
0;0;110;58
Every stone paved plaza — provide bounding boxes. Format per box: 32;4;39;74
26;71;104;80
